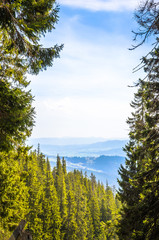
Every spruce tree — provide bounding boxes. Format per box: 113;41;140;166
89;174;101;238
73;171;88;240
0;150;29;233
24;151;44;239
65;190;77;240
118;1;159;239
0;0;63;151
42;158;61;240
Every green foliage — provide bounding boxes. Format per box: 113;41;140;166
118;1;159;239
0;149;29;232
0;80;34;151
0;0;63;151
0;150;121;239
0;0;63;74
118;71;159;240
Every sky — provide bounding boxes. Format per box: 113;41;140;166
29;0;150;140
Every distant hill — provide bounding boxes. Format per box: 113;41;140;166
28;138;127;157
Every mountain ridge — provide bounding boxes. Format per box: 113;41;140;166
28;138;127;157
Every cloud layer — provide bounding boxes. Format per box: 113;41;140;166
58;0;139;11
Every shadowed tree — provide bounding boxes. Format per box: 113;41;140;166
118;1;159;239
0;0;63;151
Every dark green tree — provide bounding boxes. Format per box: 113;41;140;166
0;0;63;151
0;79;34;151
0;0;63;74
118;1;159;239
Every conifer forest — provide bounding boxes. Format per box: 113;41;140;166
0;0;159;239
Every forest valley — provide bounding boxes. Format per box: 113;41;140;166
0;0;159;239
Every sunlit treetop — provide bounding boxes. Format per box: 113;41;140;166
0;0;63;76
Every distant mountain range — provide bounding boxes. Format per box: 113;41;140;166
28;137;127;187
28;138;128;157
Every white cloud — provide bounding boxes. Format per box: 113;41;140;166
58;0;139;11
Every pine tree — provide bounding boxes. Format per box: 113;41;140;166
89;174;101;239
42;158;61;240
0;79;34;151
105;185;119;240
24;151;44;239
0;0;63;74
73;171;88;240
0;0;63;151
55;156;67;219
0;149;29;235
62;157;67;176
64;190;77;240
85;207;94;240
118;1;159;239
55;156;67;239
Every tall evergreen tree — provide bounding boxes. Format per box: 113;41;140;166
42;158;61;240
0;0;63;151
65;190;77;240
118;1;159;239
25;151;44;239
55;156;67;219
0;150;28;232
73;171;88;240
54;156;67;239
89;174;101;239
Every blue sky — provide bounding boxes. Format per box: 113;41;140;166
29;0;150;140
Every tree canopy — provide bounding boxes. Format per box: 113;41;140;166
0;0;63;151
0;151;120;240
0;0;63;74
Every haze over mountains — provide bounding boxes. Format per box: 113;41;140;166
28;138;127;186
28;138;127;157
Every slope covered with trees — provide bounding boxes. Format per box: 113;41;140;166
0;150;120;240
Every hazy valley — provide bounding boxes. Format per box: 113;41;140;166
29;138;127;186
